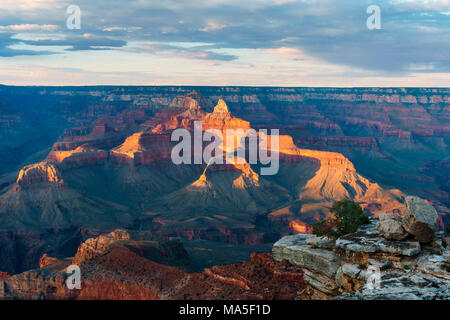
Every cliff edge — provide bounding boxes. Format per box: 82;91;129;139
273;196;449;300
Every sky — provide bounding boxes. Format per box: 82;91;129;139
0;0;449;86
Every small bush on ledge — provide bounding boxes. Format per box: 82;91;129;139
313;200;370;239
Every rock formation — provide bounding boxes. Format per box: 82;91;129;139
273;198;449;300
72;229;132;265
0;227;88;274
39;254;59;268
376;213;408;241
212;99;231;117
0;92;406;242
1;86;448;220
402;196;439;243
0;199;448;300
0;269;79;300
0;233;306;300
16;162;63;188
47;146;108;169
0;85;447;300
202;99;250;131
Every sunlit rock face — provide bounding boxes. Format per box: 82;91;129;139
72;229;132;265
0;91;406;240
47;146;108;170
16;162;63;188
110;132;173;165
211;99;231;117
202;99;251;132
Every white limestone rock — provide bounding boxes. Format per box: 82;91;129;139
402;196;439;243
376;213;408;240
273;234;341;278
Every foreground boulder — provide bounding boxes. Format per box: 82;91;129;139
402;196;439;243
376;214;408;241
273;215;449;300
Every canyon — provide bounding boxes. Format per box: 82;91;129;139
0;91;405;235
0;86;448;294
1;199;448;300
0;229;306;300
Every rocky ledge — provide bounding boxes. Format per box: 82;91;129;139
273;196;449;300
0;236;305;300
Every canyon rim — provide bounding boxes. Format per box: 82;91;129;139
0;0;449;310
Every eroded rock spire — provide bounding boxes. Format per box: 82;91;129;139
212;99;230;117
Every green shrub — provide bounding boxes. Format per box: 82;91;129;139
312;218;337;238
312;200;369;239
440;264;450;273
446;226;450;234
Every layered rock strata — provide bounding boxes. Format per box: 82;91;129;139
273;200;449;300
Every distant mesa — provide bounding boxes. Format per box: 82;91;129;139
16;162;63;188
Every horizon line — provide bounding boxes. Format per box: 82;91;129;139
1;84;450;89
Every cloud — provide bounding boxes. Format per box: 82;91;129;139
0;32;56;57
0;0;61;11
132;43;238;61
0;64;157;86
200;21;227;32
0;0;449;81
0;31;127;56
263;47;308;60
0;24;58;31
103;26;143;32
21;35;127;51
389;0;450;12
